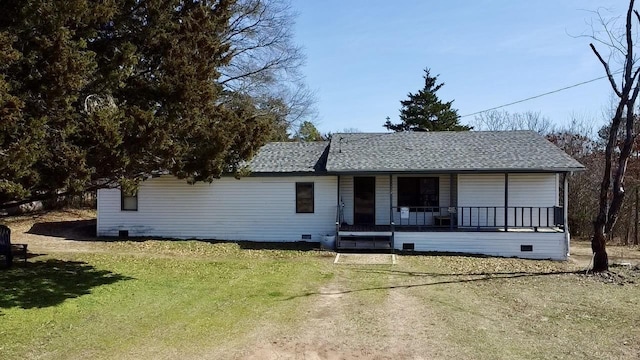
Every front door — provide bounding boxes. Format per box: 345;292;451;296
354;177;375;225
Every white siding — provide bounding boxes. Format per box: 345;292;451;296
394;231;566;260
97;175;337;242
338;176;354;225
508;173;558;227
458;174;505;207
458;174;505;227
457;173;558;228
508;174;557;207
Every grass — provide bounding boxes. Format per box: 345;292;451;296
382;256;640;359
0;244;335;359
2;210;640;359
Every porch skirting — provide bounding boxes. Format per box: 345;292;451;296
394;231;567;260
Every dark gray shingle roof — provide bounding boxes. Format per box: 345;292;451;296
249;141;329;173
325;131;584;172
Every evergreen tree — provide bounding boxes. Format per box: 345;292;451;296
295;121;323;141
384;68;471;132
0;0;277;206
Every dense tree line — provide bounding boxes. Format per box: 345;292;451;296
0;0;312;207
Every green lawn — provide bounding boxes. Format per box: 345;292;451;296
1;238;639;359
0;243;335;359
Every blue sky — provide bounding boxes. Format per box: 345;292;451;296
291;0;625;133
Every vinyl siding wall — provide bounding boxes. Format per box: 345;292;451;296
97;175;338;241
394;231;566;260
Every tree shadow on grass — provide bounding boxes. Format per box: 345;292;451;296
26;220;323;251
0;259;132;311
282;268;580;300
27;220;96;240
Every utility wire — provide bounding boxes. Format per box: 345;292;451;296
460;69;624;119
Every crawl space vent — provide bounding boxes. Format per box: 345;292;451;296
403;243;415;251
301;234;312;240
520;245;533;252
118;230;129;238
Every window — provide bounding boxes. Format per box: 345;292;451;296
397;177;439;211
121;190;138;211
296;182;314;213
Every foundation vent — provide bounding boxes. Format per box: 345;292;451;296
301;234;312;240
402;243;415;251
520;245;533;252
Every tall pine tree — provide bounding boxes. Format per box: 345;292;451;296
384;68;471;132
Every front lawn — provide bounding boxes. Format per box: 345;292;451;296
0;244;334;359
1;211;639;359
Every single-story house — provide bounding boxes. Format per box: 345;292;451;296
97;131;584;260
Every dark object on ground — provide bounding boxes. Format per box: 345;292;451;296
0;224;28;268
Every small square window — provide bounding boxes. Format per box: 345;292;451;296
121;190;138;211
296;182;314;213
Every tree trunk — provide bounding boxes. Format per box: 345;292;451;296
633;185;640;245
592;222;609;271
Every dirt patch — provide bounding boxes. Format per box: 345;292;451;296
229;282;374;360
2;209;103;256
222;269;469;360
382;286;469;360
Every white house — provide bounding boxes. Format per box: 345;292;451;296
97;131;584;260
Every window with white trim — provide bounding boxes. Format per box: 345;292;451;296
121;190;138;211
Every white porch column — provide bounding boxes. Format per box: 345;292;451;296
564;172;570;257
504;173;509;231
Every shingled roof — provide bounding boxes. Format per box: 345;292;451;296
248;141;329;173
324;131;584;173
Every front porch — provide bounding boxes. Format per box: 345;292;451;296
334;173;569;253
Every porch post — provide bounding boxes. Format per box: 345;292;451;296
336;175;340;239
563;173;569;232
563;172;570;256
504;173;509;232
389;173;394;252
389;174;393;225
389;174;396;245
450;174;454;230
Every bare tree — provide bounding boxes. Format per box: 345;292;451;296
547;117;601;238
220;0;317;128
588;0;640;271
473;110;553;134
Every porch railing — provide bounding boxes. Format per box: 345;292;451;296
390;206;564;230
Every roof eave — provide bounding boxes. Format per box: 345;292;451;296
325;167;585;174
